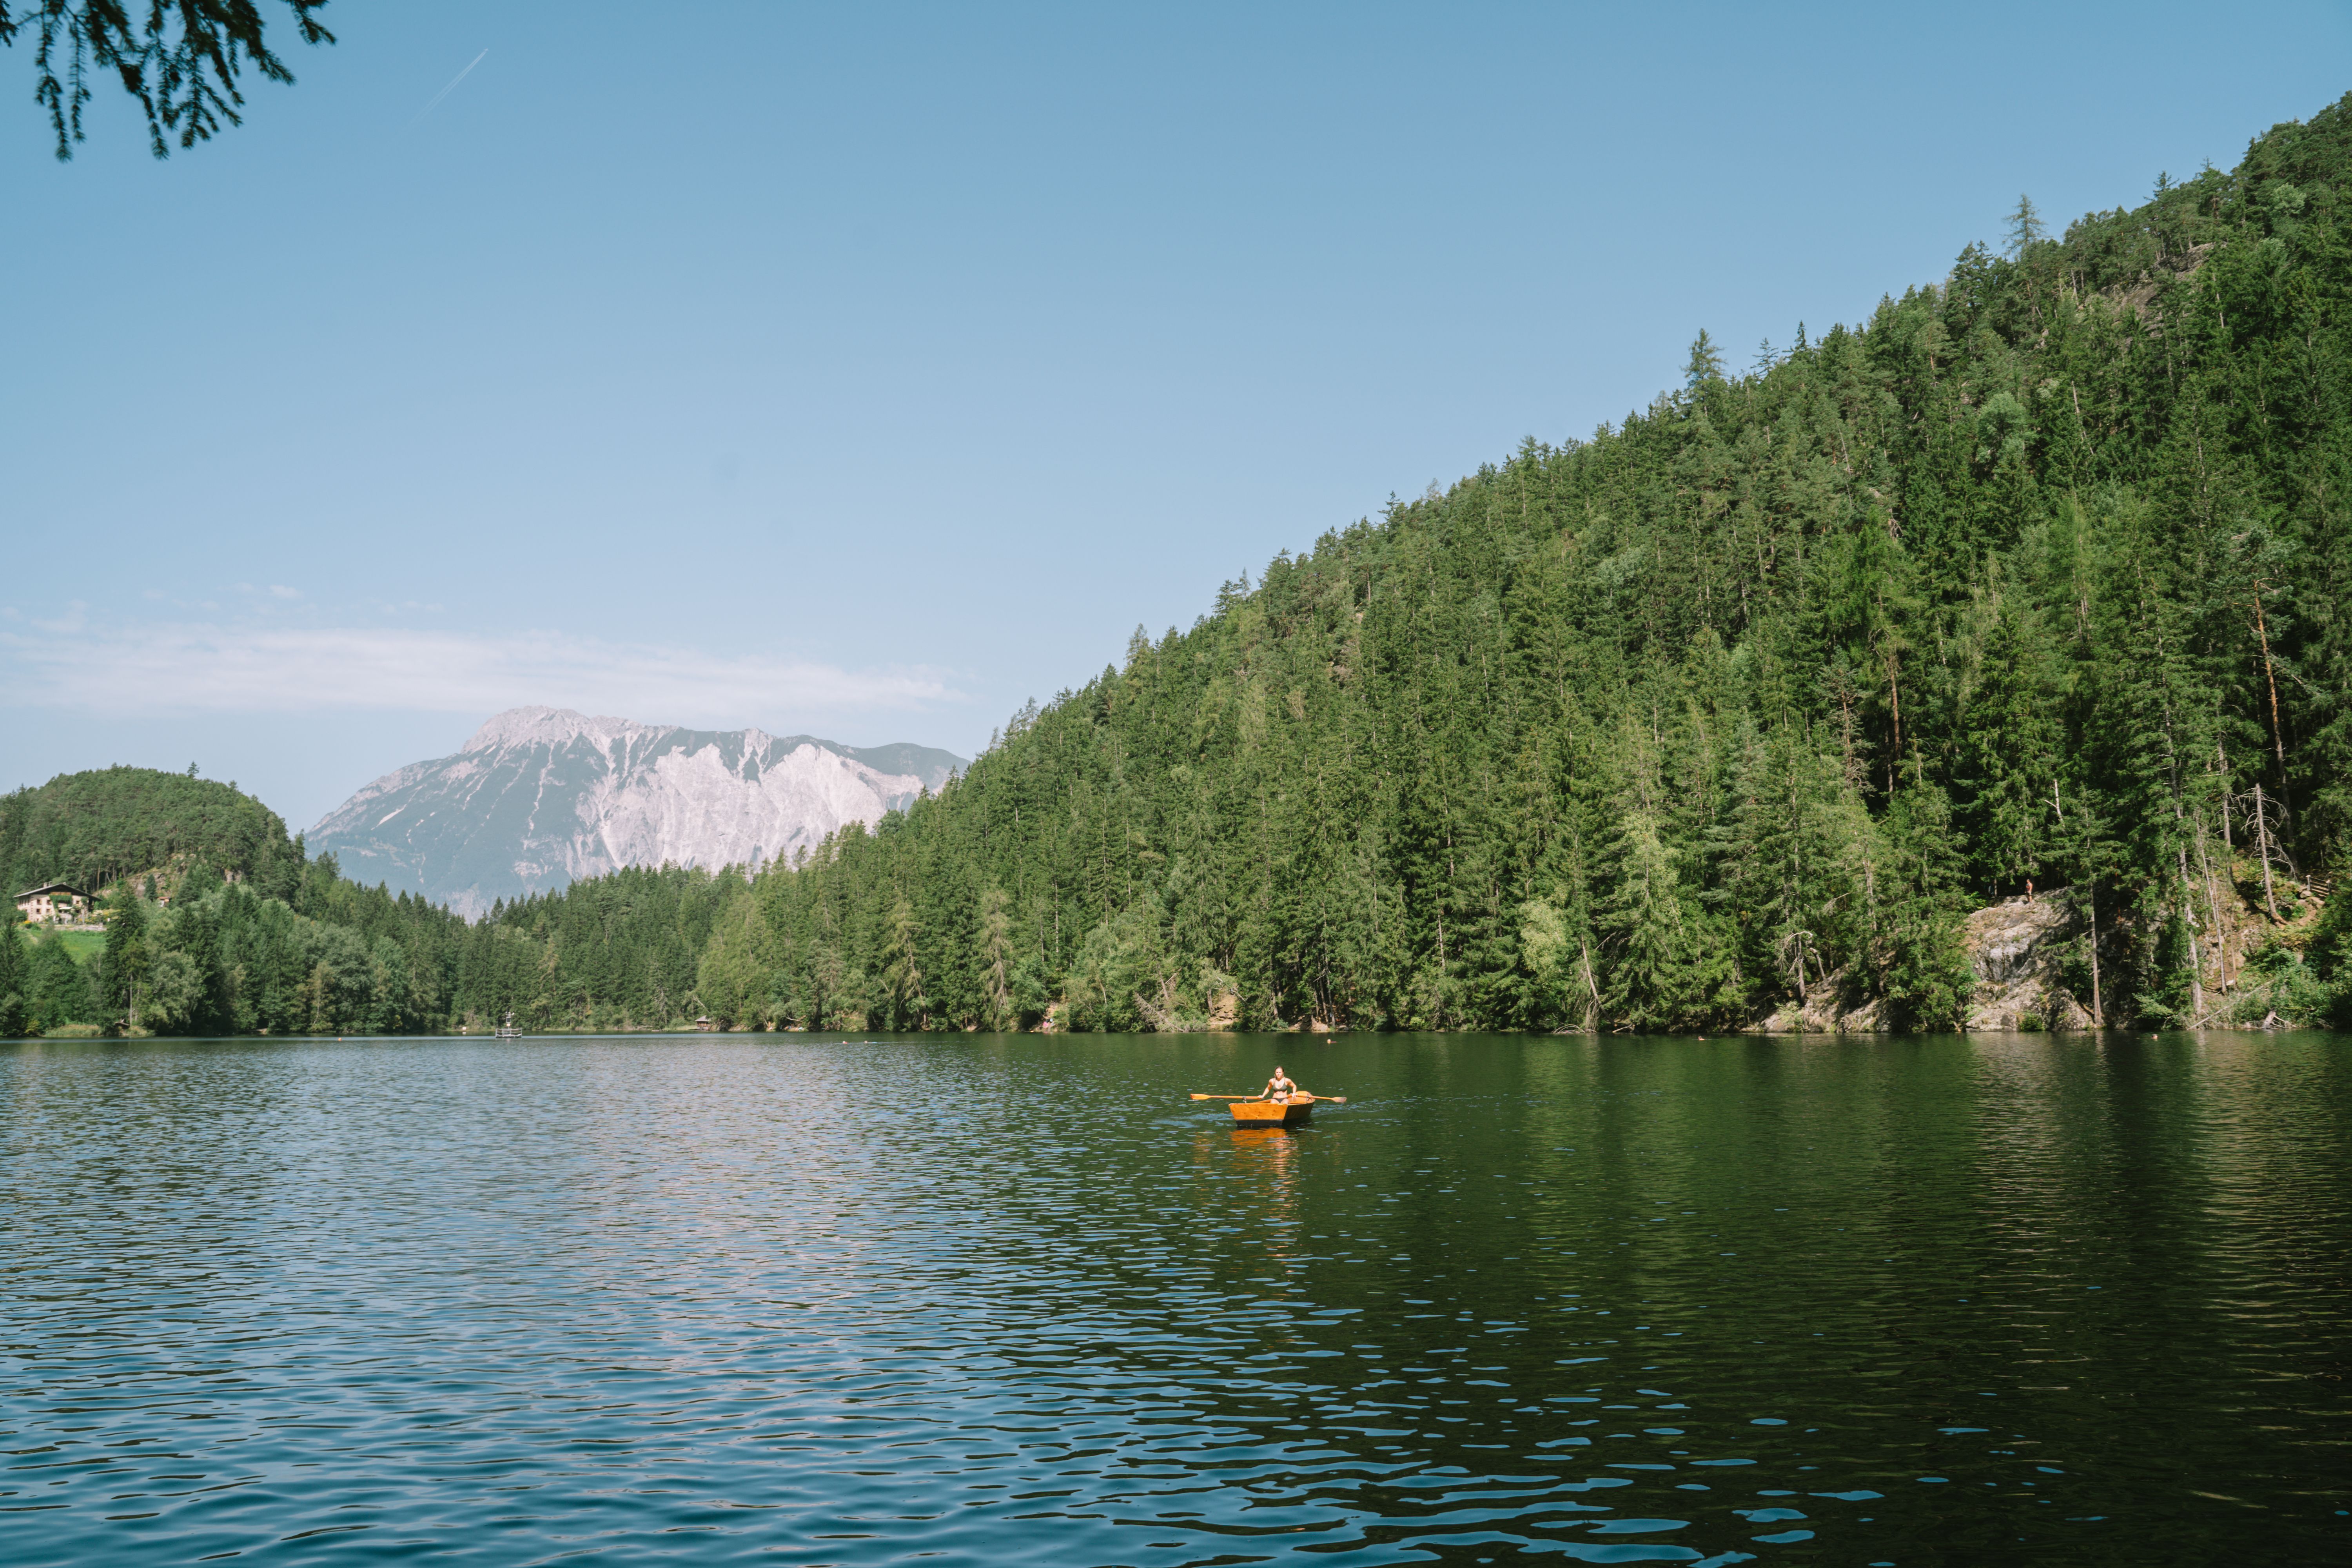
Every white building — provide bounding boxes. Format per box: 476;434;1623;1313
13;883;92;924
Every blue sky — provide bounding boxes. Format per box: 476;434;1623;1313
5;1;2347;829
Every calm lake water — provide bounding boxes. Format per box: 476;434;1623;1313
3;1033;2347;1566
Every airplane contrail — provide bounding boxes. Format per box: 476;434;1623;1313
409;49;489;127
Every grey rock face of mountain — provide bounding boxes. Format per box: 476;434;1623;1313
308;707;964;916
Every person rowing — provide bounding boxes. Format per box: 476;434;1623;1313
1261;1065;1302;1103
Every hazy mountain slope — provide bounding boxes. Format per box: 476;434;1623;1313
309;708;963;916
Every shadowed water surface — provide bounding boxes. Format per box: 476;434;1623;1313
3;1032;2347;1565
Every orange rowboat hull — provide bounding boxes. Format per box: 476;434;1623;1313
1229;1098;1313;1126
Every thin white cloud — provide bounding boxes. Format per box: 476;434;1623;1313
268;584;302;600
409;48;489;127
0;622;960;722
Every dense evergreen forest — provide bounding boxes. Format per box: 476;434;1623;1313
9;96;2352;1038
0;766;773;1037
701;96;2352;1037
0;766;469;1036
0;766;305;902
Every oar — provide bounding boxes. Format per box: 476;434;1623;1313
1189;1093;1350;1104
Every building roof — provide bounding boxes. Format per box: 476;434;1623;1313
14;882;91;900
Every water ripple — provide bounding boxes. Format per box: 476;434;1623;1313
3;1032;2348;1564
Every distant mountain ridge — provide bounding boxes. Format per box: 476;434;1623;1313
308;708;964;916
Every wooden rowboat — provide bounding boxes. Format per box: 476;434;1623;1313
1189;1091;1341;1125
1229;1095;1315;1126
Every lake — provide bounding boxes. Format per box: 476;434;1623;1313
3;1033;2346;1565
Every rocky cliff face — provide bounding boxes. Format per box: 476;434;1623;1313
1752;893;2092;1034
309;708;964;917
1750;878;2327;1033
1960;896;2097;1031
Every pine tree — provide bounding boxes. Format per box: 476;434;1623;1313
1599;809;1695;1030
0;916;25;1037
978;887;1014;1027
97;884;149;1027
1874;773;1974;1030
2004;194;2046;258
878;895;927;1029
1684;329;1726;389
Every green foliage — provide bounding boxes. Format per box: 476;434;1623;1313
627;94;2352;1036
466;864;749;1031
20;96;2352;1038
0;779;790;1036
0;766;304;902
20;930;94;1030
0;0;333;161
0;916;24;1037
2234;928;2335;1027
1873;779;1975;1031
94;881;147;1020
2308;857;2352;1026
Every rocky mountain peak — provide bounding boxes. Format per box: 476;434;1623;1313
311;710;965;917
459;706;633;753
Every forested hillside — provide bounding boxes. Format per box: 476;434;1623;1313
13;97;2352;1039
0;767;305;901
0;764;776;1037
0;790;468;1038
675;95;2352;1036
